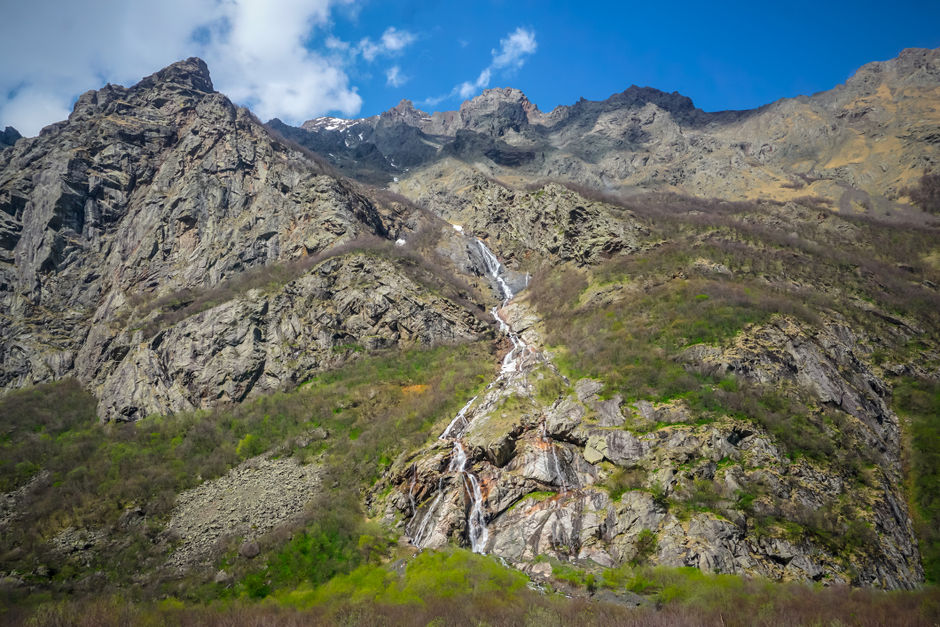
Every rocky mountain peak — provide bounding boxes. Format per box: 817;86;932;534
846;47;940;91
380;99;429;125
134;56;214;94
0;126;20;147
604;85;697;114
461;87;540;117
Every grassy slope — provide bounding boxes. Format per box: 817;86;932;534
0;341;493;595
525;193;940;578
2;192;939;623
895;378;940;582
5;548;939;626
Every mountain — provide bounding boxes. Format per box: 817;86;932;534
1;51;939;622
0;58;490;422
0;127;20;149
276;48;939;211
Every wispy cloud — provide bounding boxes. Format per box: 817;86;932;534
423;27;537;108
386;65;407;87
491;27;538;71
333;26;418;62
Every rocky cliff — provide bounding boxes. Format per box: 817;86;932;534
375;292;926;590
0;58;488;421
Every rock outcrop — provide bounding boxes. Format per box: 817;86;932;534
0;58;488;420
0;127;20;149
375;301;923;590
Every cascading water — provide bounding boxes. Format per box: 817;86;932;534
441;396;477;440
407;238;527;554
463;469;489;551
411;488;443;547
476;240;514;302
408;464;417;516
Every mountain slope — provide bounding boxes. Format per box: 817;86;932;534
0;58;489;421
0;52;938;615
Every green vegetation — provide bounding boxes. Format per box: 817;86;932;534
6;551;939;626
601;466;648;501
529;271;804;403
895;377;940;582
278;548;528;609
0;341;493;591
534;367;570;404
631;529;658;566
235;500;393;600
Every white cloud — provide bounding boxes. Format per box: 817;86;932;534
202;0;362;123
491;27;538;70
355;26;417;62
457;69;491;99
423;27;537;108
381;27;417;53
386;65;408;88
0;0;365;136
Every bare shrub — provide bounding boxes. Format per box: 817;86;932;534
906;170;940;214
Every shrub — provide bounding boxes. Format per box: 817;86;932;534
0;342;494;592
906;171;940;214
894;377;940;582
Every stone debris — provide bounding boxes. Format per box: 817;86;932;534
164;455;320;572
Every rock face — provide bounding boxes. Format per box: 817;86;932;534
395;172;646;266
94;253;487;421
0;58;487;420
376;302;923;590
282;48;940;208
0;127;20;149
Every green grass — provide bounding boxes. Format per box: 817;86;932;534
894;377;940;582
279;548;529;608
0;341;493;591
235;500;393;599
530;274;798;404
601;467;648;501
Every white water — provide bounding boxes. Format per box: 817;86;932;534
407;465;418;516
440;396;477;440
411;490;443;547
463;470;489;551
408;239;531;554
476;240;514;302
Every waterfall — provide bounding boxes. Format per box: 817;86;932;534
476;240;514;302
441;396;478;440
412;490;443;547
464;471;489;552
407;239;528;554
408;464;418;516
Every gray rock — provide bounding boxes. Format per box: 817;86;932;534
239;541;260;559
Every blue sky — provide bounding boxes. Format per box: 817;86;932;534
1;0;938;135
336;0;940;115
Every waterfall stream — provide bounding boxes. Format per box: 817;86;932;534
408;238;526;554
